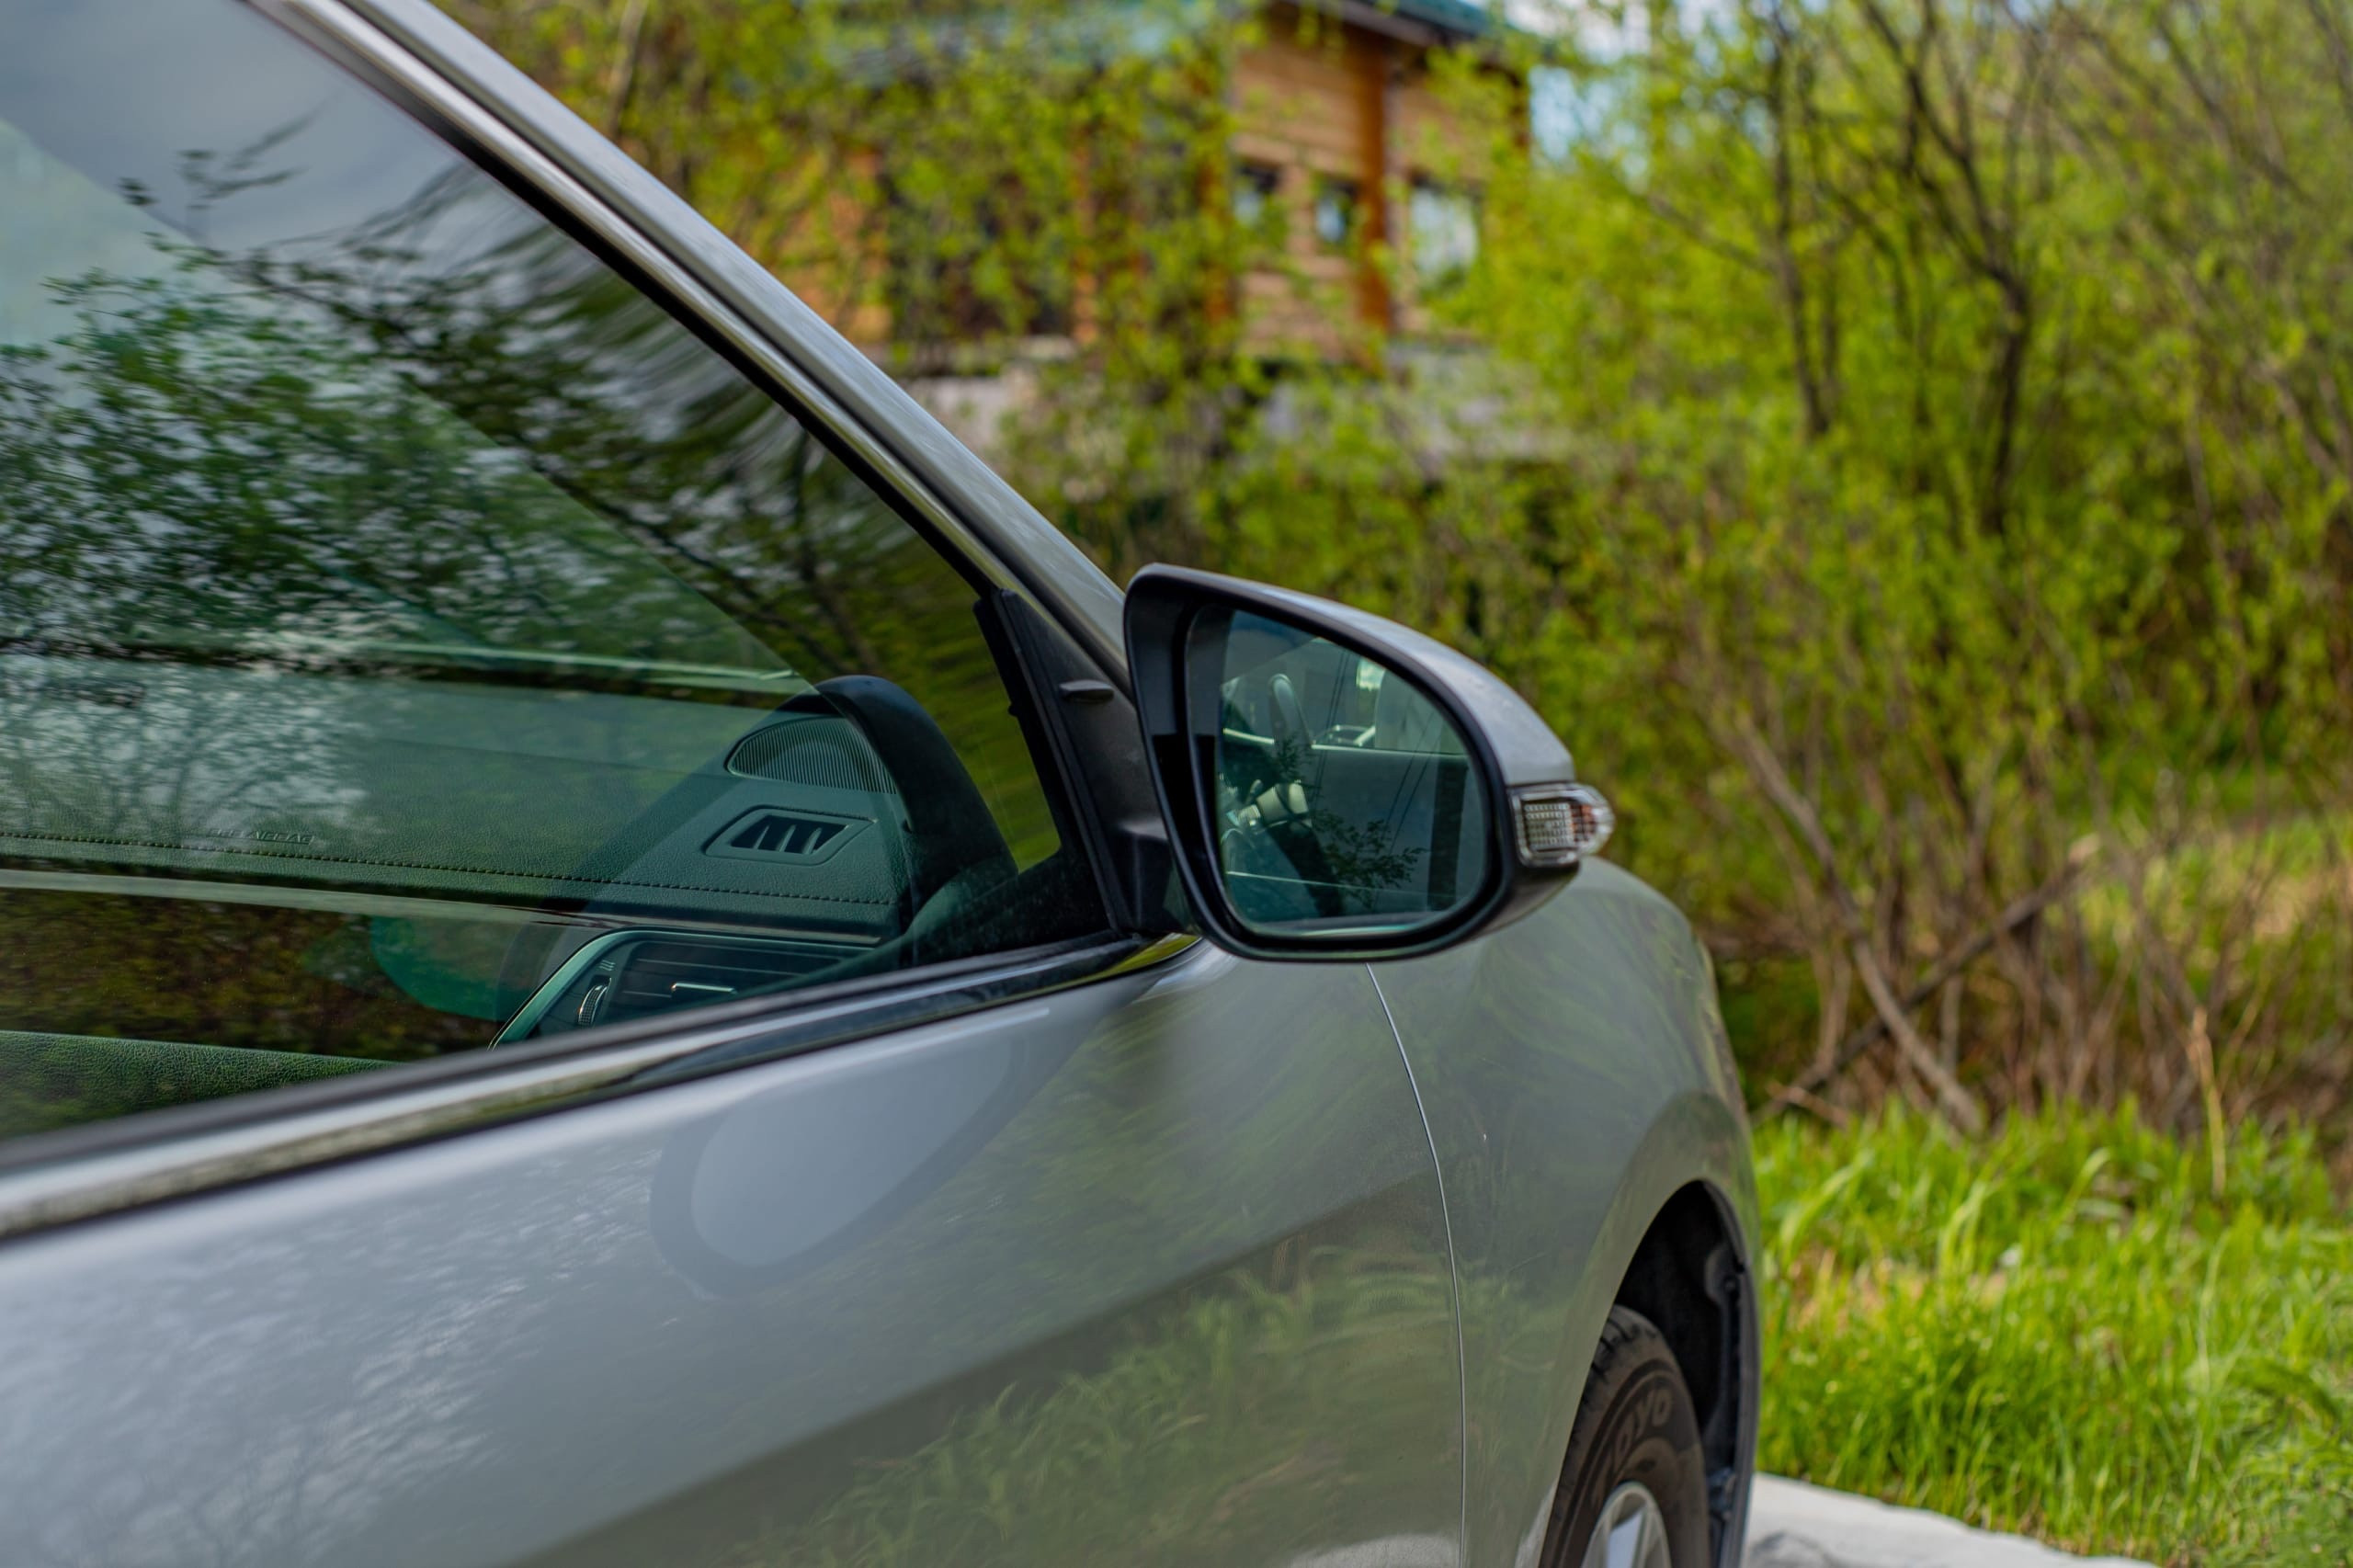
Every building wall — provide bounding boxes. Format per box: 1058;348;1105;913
1389;59;1485;339
1231;6;1395;354
1228;3;1500;355
803;4;1496;362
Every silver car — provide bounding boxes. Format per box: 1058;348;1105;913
0;3;1757;1565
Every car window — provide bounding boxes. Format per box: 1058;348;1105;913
0;0;1108;1142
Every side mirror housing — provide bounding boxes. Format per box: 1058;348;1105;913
1124;565;1611;961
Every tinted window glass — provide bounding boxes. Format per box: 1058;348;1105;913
0;0;1105;1140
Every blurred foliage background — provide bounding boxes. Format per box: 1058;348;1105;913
451;0;2353;1169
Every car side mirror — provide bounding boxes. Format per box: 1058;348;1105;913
1124;565;1612;961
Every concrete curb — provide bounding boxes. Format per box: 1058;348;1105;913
1745;1477;2158;1568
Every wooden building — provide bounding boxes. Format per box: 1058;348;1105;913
1225;0;1497;353
791;0;1510;369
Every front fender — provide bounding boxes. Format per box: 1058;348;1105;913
1371;859;1757;1568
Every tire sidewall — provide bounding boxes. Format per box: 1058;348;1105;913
1549;1317;1711;1568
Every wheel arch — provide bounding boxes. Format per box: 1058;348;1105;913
1522;1086;1757;1568
1607;1176;1757;1567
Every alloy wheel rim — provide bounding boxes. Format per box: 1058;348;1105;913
1578;1480;1671;1568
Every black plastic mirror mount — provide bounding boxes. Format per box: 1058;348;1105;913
1124;564;1610;962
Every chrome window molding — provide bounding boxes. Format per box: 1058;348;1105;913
249;0;1133;684
0;933;1199;1244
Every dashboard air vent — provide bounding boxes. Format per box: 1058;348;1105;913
705;808;865;864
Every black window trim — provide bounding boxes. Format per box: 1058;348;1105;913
0;0;1193;1241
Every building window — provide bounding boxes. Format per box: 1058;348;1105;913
1233;162;1283;233
1408;179;1480;291
1312;176;1358;248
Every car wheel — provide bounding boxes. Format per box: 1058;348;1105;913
1543;1305;1711;1568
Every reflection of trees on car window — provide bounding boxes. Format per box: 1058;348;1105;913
1304;813;1427;907
0;126;1056;859
4;146;901;677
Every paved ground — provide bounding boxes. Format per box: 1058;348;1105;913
1747;1478;2157;1568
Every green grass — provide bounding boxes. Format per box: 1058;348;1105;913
1757;1106;2353;1565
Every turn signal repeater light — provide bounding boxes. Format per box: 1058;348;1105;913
1510;782;1614;869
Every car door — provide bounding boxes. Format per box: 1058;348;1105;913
0;4;1463;1564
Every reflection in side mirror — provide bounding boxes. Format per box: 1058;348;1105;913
1196;608;1489;941
1126;565;1611;962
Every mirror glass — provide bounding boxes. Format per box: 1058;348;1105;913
1192;609;1490;938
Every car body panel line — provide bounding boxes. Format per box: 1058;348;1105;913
1369;960;1473;1568
1371;861;1757;1566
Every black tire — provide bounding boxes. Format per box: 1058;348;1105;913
1540;1305;1712;1568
